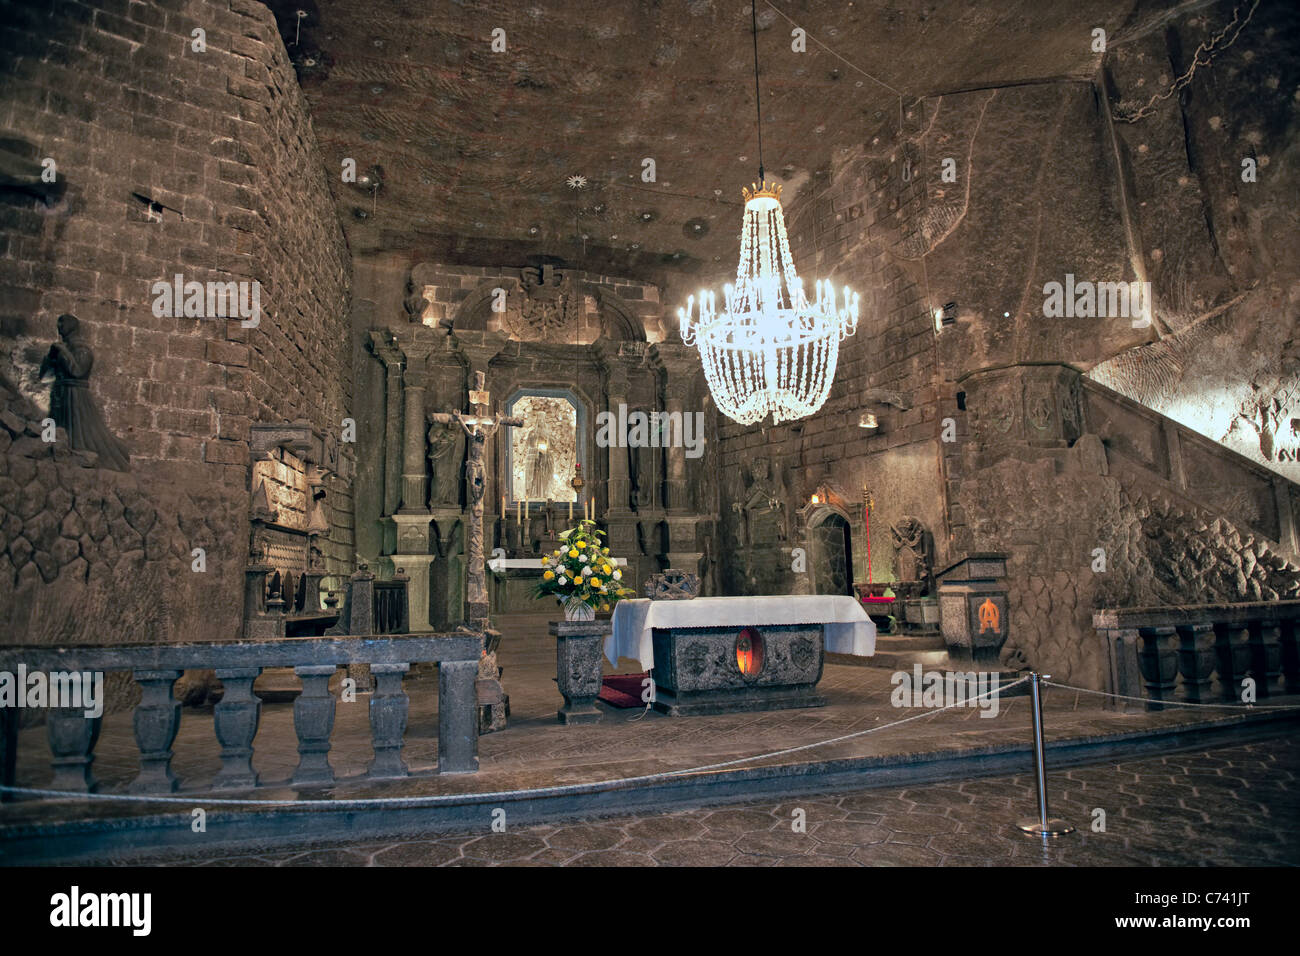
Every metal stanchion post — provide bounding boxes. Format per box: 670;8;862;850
1016;672;1075;837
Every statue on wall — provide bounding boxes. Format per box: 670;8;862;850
525;437;554;500
36;313;131;471
426;420;460;506
403;270;429;323
889;515;934;596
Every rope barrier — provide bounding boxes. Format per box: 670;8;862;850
0;676;1030;809
1042;679;1300;712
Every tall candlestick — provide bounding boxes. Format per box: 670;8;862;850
568;500;573;522
501;495;505;517
516;500;521;526
524;498;529;522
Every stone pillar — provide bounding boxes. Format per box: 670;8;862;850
664;515;702;580
47;707;101;793
550;621;609;724
1252;617;1283;697
387;514;433;630
368;331;406;517
438;660;480;773
1097;625;1144;714
400;372;429;515
1216;623;1253;701
596;342;633;514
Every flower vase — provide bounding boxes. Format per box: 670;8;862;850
564;597;595;622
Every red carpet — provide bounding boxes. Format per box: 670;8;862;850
599;673;650;708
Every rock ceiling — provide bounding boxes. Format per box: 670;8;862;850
266;0;1140;283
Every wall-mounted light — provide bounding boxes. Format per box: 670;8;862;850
858;412;879;434
810;494;821;505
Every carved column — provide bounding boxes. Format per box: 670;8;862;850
129;669;183;793
292;665;338;786
368;331;406;518
213;667;262;789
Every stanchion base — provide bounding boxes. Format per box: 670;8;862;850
1017;818;1075;837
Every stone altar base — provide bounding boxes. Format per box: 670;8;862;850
649;624;827;716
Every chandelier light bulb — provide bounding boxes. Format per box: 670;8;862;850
678;181;859;425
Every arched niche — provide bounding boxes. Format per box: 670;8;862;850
504;387;588;504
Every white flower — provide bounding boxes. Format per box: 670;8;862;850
580;553;590;563
613;569;622;580
582;566;592;576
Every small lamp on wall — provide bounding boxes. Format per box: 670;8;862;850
858;412;879;435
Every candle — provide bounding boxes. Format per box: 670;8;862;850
501;496;505;517
524;499;529;522
568;500;573;521
516;500;521;525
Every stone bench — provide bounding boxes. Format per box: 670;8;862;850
0;632;481;800
1093;600;1300;712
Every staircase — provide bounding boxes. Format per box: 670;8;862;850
867;632;949;670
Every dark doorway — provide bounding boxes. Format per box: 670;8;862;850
811;513;854;596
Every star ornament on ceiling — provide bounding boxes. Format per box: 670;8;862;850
565;175;588;190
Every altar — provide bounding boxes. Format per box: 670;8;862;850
607;596;876;715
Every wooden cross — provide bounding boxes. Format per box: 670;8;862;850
428;371;524;627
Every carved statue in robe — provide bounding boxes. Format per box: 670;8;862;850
36;313;130;471
427;420;460;507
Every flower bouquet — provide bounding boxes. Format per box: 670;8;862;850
535;519;636;620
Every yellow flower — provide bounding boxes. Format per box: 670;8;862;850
576;540;587;549
601;565;611;575
568;549;579;558
591;577;602;587
600;603;609;611
543;570;554;580
540;557;548;565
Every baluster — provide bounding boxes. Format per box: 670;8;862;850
48;705;102;793
367;663;410;779
1250;618;1283;698
1176;622;1216;703
438;660;479;774
1137;626;1178;710
129;669;182;793
1215;623;1253;702
292;665;337;786
213;667;262;789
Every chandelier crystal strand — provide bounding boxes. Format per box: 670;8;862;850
679;182;858;426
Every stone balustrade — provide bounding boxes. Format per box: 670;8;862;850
1094;600;1300;713
0;632;482;801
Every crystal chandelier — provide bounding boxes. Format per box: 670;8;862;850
677;9;858;426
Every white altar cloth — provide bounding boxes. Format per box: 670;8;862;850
606;595;876;669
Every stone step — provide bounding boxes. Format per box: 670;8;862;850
874;633;946;652
866;649;952;671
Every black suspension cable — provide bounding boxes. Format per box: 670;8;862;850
751;2;764;182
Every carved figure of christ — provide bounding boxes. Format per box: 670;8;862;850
428;372;524;627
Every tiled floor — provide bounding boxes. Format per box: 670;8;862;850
118;737;1300;866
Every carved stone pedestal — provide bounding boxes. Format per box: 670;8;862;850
550;621;610;724
388;514;433;630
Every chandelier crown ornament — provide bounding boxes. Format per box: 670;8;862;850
741;180;783;202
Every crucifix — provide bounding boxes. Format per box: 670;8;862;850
428;370;523;629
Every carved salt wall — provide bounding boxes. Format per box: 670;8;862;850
0;2;352;665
